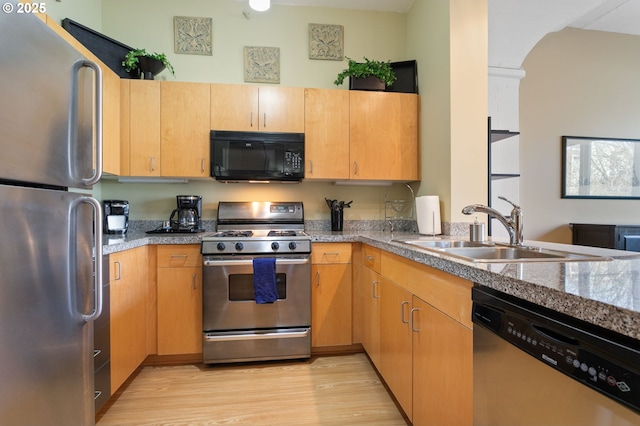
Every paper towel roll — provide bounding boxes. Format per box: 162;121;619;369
416;195;441;235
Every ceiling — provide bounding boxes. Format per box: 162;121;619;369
271;0;640;68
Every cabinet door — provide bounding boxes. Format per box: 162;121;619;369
412;296;472;426
128;80;161;176
361;265;381;370
110;246;149;394
311;263;352;347
380;278;413;420
102;70;121;175
258;86;305;132
157;245;203;355
210;84;259;131
350;91;418;180
161;81;211;177
304;88;350;180
157;267;203;355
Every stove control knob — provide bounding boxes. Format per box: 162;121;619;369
271;242;280;251
216;242;226;251
235;242;244;251
289;242;297;250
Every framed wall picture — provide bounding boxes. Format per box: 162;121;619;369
562;135;640;199
244;46;280;84
309;24;344;61
174;16;212;56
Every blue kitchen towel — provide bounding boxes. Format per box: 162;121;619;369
253;257;278;304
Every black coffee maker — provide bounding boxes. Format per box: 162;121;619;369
170;195;202;231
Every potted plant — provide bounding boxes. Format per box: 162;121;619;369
122;49;175;80
334;56;396;91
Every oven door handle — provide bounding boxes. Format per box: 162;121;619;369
203;257;310;267
204;328;310;342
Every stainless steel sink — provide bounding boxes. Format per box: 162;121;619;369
393;239;612;263
394;239;489;249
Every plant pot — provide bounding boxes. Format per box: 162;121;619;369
137;56;166;80
349;75;385;91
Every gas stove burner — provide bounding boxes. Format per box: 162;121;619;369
215;230;253;238
268;230;299;237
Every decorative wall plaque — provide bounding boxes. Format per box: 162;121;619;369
243;46;280;84
174;16;212;56
309;23;344;60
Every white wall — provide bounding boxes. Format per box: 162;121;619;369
98;0;413;221
406;0;488;227
101;0;407;87
520;27;640;243
41;0;102;31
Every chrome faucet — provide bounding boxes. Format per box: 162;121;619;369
462;196;523;246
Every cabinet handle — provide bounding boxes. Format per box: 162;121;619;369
250;112;253;127
263;113;267;127
171;254;188;258
150;156;155;172
323;252;340;256
201;158;205;173
365;255;376;262
316;270;320;287
372;280;379;299
410;308;420;332
353;161;358;175
401;301;410;324
309;160;313;174
192;273;197;290
114;261;121;280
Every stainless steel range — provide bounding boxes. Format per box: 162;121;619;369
201;201;311;364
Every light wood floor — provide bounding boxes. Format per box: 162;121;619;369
97;353;408;425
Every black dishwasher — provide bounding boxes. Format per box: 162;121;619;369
472;286;640;426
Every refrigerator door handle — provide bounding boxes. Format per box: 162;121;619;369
73;59;103;186
78;196;103;322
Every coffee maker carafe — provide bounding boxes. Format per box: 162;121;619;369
170;195;202;231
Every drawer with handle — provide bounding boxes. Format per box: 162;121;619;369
312;243;352;264
157;244;201;267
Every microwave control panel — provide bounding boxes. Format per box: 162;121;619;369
284;151;303;175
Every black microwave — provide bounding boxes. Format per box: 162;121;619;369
210;130;305;182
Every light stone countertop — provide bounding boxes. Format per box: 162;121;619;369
102;229;640;341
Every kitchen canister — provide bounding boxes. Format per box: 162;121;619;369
470;218;485;242
415;195;441;235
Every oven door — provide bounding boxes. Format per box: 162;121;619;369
202;254;311;331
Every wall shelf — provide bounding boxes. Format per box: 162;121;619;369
490;129;519;143
488;117;520;235
491;173;520;180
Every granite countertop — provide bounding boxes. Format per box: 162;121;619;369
102;229;640;341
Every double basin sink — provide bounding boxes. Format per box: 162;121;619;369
393;238;612;263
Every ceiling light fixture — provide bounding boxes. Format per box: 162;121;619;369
249;0;270;12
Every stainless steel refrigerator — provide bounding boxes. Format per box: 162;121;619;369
0;3;104;425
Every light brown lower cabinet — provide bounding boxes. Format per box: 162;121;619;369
380;277;413;420
412;296;473;426
356;246;473;426
156;245;203;355
109;245;150;394
311;243;352;347
361;262;382;370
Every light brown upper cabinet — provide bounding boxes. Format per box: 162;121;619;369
121;79;161;177
350;91;419;181
304;88;350;180
160;81;211;177
121;80;210;178
210;84;304;133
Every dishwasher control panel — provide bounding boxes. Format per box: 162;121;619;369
473;296;640;414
